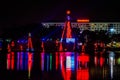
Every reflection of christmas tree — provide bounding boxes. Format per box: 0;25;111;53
27;33;34;51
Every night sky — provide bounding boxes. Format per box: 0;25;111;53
0;0;120;30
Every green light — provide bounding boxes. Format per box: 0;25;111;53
50;54;52;70
117;58;120;64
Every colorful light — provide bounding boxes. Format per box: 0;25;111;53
11;41;15;47
71;55;75;70
47;54;49;71
7;53;11;70
77;68;89;80
28;52;33;78
77;19;89;23
17;52;20;70
20;52;23;70
20;45;23;51
41;42;45;52
50;54;52;70
94;56;98;66
117;57;120;64
11;52;14;70
41;52;45;71
7;44;11;52
56;52;59;70
77;53;89;67
27;33;34;51
66;56;71;69
100;56;104;67
25;52;28;70
66;10;71;15
66;21;72;38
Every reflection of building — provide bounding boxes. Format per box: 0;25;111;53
106;41;120;48
42;22;120;34
77;68;89;80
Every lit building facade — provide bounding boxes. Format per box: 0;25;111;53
42;22;120;34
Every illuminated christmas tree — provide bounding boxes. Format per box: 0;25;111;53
59;10;75;51
26;33;34;51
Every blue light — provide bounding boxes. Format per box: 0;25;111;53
25;40;28;43
21;40;24;43
60;38;63;42
67;16;70;20
66;38;75;43
109;51;115;58
110;28;116;33
71;55;75;70
17;40;20;43
42;38;45;42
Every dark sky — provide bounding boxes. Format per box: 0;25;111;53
0;0;120;30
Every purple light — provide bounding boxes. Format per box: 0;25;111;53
17;40;20;43
67;16;70;20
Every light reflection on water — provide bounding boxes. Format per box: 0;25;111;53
6;51;120;80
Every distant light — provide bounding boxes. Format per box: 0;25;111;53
67;16;70;20
110;28;116;32
80;31;83;33
66;38;75;43
117;58;120;64
109;51;115;58
78;43;82;46
28;33;31;37
50;38;52;41
66;10;71;15
21;40;24;43
66;56;71;69
17;40;20;43
77;19;89;23
42;38;45;41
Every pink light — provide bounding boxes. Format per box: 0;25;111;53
41;52;45;71
20;52;23;70
28;52;33;78
7;53;11;70
60;52;66;69
94;56;98;66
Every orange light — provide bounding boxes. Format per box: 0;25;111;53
77;19;89;22
66;10;71;15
